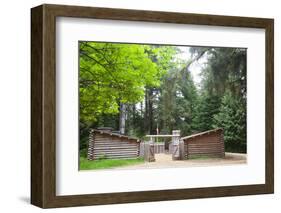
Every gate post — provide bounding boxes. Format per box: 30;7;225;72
172;130;181;160
179;140;185;160
144;140;155;162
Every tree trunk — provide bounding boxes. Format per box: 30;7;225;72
119;103;126;134
148;89;153;134
144;88;154;134
132;104;136;130
144;89;149;133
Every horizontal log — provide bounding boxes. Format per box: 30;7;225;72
94;148;139;152
94;144;138;148
188;147;224;151
93;156;139;159
93;154;139;157
93;152;138;155
94;144;137;147
187;139;222;142
187;153;224;157
188;151;224;154
94;150;139;153
188;150;224;154
187;148;224;152
93;156;139;160
94;140;139;143
188;144;223;147
94;143;138;146
94;143;138;147
94;156;139;158
93;151;138;154
188;148;224;152
94;149;138;153
187;145;223;150
187;143;223;147
187;141;223;144
93;152;138;156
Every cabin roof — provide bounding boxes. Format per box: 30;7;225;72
91;129;141;142
181;128;223;141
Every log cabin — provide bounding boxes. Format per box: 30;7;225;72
87;128;141;160
181;128;225;159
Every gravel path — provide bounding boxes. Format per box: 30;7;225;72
115;152;247;170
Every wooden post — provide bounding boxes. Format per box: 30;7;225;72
179;140;185;160
139;141;145;157
144;142;150;162
172;130;180;160
144;140;155;162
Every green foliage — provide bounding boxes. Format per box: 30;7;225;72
80;42;162;123
157;67;198;136
79;44;247;154
79;148;88;158
190;47;247;152
192;93;221;132
79;157;144;170
213;92;246;153
198;47;247;98
79;122;91;155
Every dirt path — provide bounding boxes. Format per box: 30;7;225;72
115;152;247;170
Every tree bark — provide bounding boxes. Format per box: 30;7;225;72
148;89;153;134
144;88;154;134
119;103;126;134
144;88;149;133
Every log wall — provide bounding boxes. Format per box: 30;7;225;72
87;130;140;160
182;129;225;159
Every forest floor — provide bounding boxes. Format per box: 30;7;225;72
114;152;246;170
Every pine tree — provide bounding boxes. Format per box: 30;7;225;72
192;93;221;132
213;91;246;153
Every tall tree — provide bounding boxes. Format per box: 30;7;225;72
213;91;246;152
196;47;247;98
157;65;198;136
80;42;162;125
142;45;178;134
192;93;221;132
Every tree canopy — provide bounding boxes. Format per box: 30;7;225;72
79;42;247;153
80;42;176;123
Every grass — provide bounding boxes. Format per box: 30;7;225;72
79;157;145;170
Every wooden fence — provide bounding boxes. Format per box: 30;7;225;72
140;142;165;155
154;143;165;154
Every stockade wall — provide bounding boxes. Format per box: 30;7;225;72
183;129;224;159
168;143;173;154
88;131;140;160
140;142;165;156
154;143;165;154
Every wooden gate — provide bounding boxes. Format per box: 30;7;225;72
154;142;165;153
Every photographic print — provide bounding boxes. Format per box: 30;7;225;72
79;41;247;171
31;4;273;208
